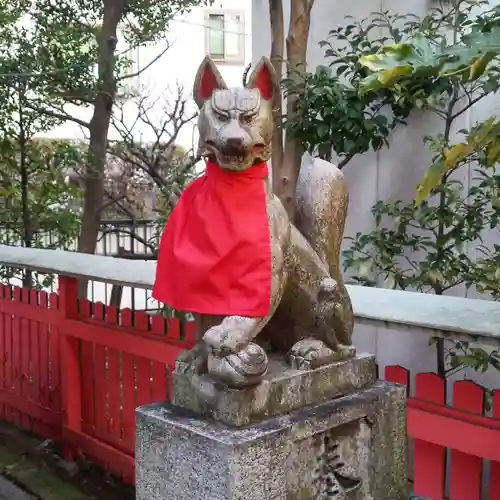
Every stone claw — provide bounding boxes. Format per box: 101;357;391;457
289;354;310;370
333;344;356;361
203;324;250;357
207;342;268;388
288;339;336;370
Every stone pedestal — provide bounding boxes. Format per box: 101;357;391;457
136;354;408;500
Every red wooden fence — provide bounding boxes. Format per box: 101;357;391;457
0;276;195;484
386;366;500;500
0;276;499;498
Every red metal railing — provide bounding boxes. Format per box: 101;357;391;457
0;275;499;498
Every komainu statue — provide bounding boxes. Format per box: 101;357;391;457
153;56;355;388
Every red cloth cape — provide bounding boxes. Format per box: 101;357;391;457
152;160;272;317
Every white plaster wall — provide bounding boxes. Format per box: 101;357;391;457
41;0;252;154
253;0;500;388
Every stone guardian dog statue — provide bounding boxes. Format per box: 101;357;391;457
153;56;355;388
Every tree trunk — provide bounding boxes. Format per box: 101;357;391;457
271;0;315;222
77;0;124;296
269;0;284;192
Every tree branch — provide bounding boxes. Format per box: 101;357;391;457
338;154;354;169
441;279;465;293
99;227;156;252
116;43;171;82
427;105;448;119
24;103;90;129
110;251;158;260
99;192;128;212
106;85;198;220
450;93;486;121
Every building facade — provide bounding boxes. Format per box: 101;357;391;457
43;0;252;151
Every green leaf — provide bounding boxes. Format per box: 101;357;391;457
416;161;446;204
359;24;500;92
359;34;446;92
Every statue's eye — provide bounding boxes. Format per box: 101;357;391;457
215;111;229;122
241;114;254;124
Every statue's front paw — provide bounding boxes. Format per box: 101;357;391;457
203;325;249;357
288;339;336;370
175;343;208;375
334;344;356;360
207;343;268;388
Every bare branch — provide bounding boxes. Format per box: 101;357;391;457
427;106;448;119
110;251;158;260
71;161;138;218
450;92;486;121
105;85;199;219
338;154;354;169
117;43;171;82
99;227;156;252
99;192;127;212
24;103;90;129
108;198;135;218
108;147;167;188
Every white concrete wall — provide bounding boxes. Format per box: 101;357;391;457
252;0;499;251
252;0;500;388
42;0;252;154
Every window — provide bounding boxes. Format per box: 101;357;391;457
205;11;245;64
117;28;135;79
116;27;141;99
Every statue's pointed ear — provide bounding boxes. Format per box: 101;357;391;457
246;57;278;101
193;56;228;108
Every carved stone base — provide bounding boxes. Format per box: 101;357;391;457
172;353;377;427
136;381;408;500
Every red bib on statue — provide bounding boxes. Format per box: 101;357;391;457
152;161;272;317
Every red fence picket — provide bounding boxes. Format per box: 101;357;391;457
490;391;500;500
0;284;62;439
0;278;193;484
385;366;500;500
449;381;485;500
